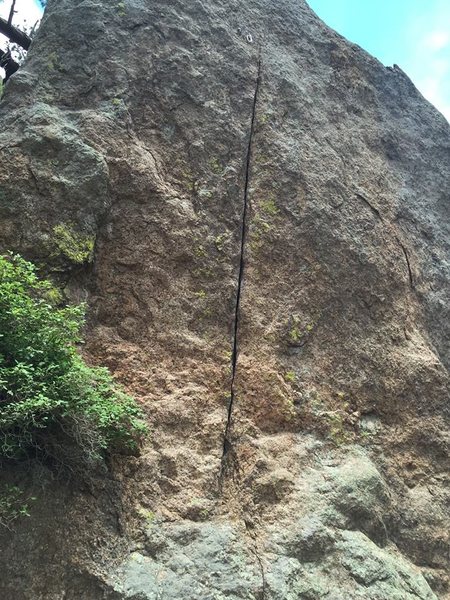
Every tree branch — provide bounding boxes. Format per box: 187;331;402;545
0;48;20;80
8;0;17;26
0;17;31;50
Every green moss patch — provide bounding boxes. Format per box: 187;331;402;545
53;223;95;264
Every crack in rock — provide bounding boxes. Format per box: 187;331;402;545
220;48;262;482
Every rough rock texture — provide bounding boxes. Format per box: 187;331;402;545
0;0;449;598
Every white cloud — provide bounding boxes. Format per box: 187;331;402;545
402;3;450;122
422;31;450;52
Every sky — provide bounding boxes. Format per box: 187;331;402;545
308;0;450;121
0;0;449;121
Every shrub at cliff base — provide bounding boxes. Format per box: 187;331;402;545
0;254;147;469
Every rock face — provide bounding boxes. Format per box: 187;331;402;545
0;0;449;598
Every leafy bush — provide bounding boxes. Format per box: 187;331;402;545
0;253;147;468
0;484;35;529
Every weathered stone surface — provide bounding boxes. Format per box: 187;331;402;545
0;0;449;598
112;523;261;599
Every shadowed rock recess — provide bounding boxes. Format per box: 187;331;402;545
0;0;449;598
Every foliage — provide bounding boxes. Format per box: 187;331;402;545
288;315;303;345
284;370;296;383
0;484;35;529
0;254;147;468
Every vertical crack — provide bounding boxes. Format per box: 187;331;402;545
398;241;414;289
220;49;262;480
245;520;267;599
252;548;267;599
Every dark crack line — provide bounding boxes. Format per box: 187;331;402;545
244;520;267;599
355;193;382;220
398;241;414;289
354;194;416;290
252;548;267;600
220;49;262;480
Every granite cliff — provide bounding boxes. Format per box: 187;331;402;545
0;0;449;598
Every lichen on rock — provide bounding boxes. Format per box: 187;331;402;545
52;222;95;264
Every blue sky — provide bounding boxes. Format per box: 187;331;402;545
1;0;449;121
308;0;450;121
